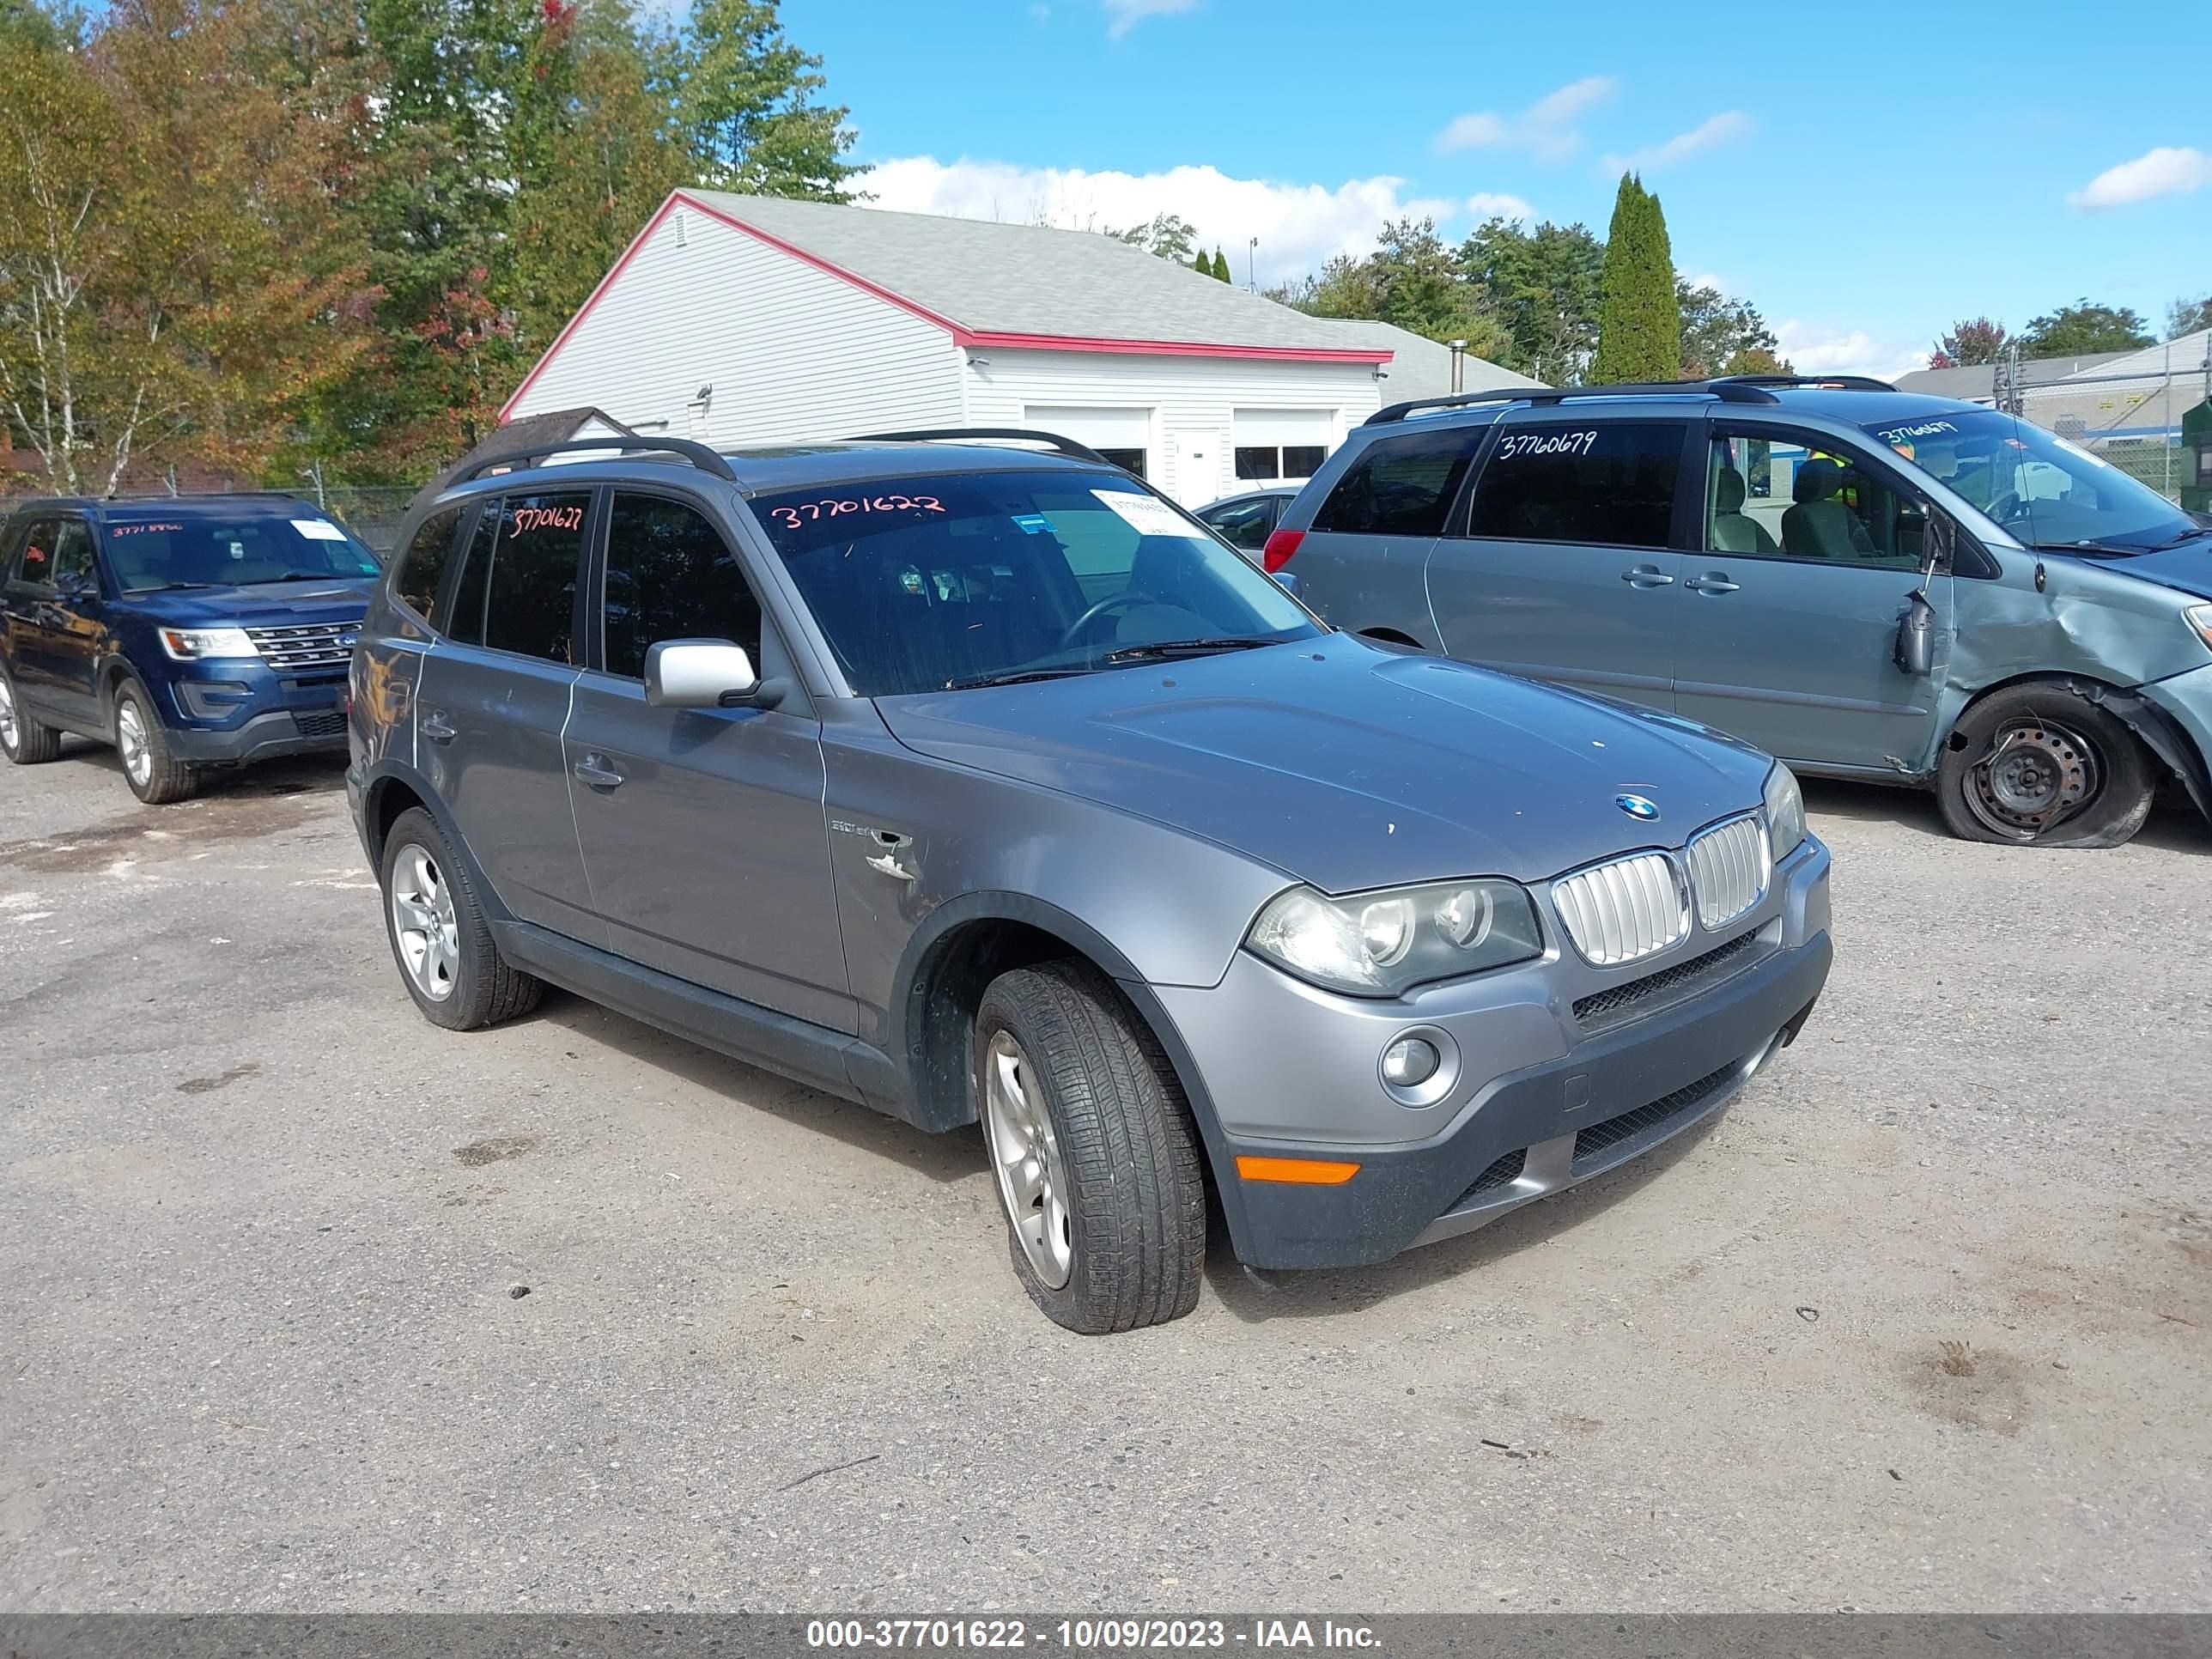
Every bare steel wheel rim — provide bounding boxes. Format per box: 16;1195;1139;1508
982;1029;1074;1290
389;842;461;1001
1967;718;2100;840
116;700;151;786
0;678;17;753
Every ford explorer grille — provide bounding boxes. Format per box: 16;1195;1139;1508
1684;813;1771;932
1551;851;1689;967
246;623;356;672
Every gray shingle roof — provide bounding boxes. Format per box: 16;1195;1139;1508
682;190;1392;356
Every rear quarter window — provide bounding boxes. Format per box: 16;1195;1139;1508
1310;427;1483;537
394;506;465;623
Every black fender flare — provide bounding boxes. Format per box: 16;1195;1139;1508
356;758;513;920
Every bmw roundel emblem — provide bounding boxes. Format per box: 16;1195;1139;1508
1615;793;1661;822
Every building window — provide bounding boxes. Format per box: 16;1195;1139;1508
1097;447;1146;478
1237;444;1329;483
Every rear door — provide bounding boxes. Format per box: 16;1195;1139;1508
564;488;853;1031
413;488;602;945
1425;416;1697;713
4;514;105;727
1670;424;1953;771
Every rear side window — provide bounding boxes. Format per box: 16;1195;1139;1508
1463;422;1688;550
1310;428;1482;537
394;507;465;621
481;491;589;664
601;494;763;678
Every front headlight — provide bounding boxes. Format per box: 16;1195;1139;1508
2185;604;2212;652
1763;763;1806;860
1245;878;1543;998
158;625;257;661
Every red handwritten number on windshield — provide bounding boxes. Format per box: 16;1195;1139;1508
769;495;945;530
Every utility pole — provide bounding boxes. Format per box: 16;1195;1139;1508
1248;237;1258;293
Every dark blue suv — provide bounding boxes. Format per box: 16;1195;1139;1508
0;494;382;802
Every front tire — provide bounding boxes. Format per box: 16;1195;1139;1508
975;960;1206;1334
112;681;198;804
1936;684;2156;848
379;806;543;1030
0;668;63;764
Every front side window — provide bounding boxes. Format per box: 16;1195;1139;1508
9;519;64;586
394;506;465;622
1463;422;1687;550
46;520;96;592
1865;408;2198;556
101;509;380;593
601;494;763;678
480;491;589;665
1710;434;1920;569
1310;427;1482;537
752;471;1316;696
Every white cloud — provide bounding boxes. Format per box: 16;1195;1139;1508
1101;0;1195;37
857;155;1460;284
2068;146;2212;210
1466;191;1534;223
1773;320;1928;383
1601;111;1753;174
1435;76;1617;163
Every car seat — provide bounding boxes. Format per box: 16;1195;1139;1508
1781;459;1875;561
1711;465;1778;556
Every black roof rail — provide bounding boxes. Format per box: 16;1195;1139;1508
1364;379;1786;426
849;427;1111;467
1711;373;1898;392
455;435;738;484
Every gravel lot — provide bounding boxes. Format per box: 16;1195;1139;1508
2;742;2207;1613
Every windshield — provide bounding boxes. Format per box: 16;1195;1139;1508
1863;410;2197;554
751;470;1319;696
105;509;382;592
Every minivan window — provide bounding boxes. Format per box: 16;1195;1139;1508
601;494;763;678
753;471;1317;696
480;491;589;665
1865;408;2198;554
1708;434;1920;569
1463;422;1686;550
394;506;465;622
1310;428;1480;538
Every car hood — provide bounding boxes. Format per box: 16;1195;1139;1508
122;580;374;628
876;641;1775;893
2069;537;2212;604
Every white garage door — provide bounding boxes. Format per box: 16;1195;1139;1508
1024;405;1153;479
1232;409;1334;485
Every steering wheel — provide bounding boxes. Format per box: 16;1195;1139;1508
1988;492;2033;526
1059;592;1152;653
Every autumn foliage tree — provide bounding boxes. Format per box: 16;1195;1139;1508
1928;317;2008;369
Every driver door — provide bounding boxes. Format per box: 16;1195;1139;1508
1670;428;1953;772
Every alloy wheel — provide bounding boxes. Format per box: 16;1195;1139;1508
116;700;152;787
0;678;16;755
389;842;461;1001
981;1029;1074;1289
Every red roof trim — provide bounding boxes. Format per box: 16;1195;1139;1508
499;189;1395;417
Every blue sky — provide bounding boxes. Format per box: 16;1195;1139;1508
786;0;2212;376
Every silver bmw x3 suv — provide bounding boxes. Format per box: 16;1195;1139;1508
347;430;1833;1333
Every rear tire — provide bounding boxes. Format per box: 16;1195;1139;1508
1936;683;2156;848
112;681;198;804
0;668;63;764
975;959;1206;1334
379;806;543;1030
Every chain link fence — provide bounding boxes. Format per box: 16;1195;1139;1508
2006;334;2212;504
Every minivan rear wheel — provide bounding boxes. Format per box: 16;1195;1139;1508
975;960;1206;1334
1936;684;2156;848
379;806;543;1030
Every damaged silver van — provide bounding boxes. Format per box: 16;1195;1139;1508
1270;376;2212;848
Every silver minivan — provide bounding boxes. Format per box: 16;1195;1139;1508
1268;375;2212;848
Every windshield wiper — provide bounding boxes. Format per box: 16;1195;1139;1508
1101;636;1279;664
2142;526;2211;553
2030;539;2146;559
127;580;220;592
939;666;1095;690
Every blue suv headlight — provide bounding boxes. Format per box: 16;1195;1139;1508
158;626;257;661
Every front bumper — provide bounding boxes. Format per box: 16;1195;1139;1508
1152;836;1833;1270
150;660;348;765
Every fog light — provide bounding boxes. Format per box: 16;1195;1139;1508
1381;1036;1440;1089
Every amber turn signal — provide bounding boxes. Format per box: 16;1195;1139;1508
1235;1155;1361;1185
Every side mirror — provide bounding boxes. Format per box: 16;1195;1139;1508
644;638;775;710
1272;569;1301;596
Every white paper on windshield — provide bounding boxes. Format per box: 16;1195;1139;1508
2052;435;2112;470
292;518;349;540
1092;489;1200;538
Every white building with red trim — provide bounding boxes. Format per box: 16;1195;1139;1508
501;189;1539;507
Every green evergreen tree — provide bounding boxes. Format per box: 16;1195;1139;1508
1211;247;1232;283
1592;173;1680;384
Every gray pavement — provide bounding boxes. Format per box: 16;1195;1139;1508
2;740;2207;1613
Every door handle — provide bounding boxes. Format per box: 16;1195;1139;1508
1684;574;1741;594
1620;564;1675;588
573;753;625;790
420;711;457;744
